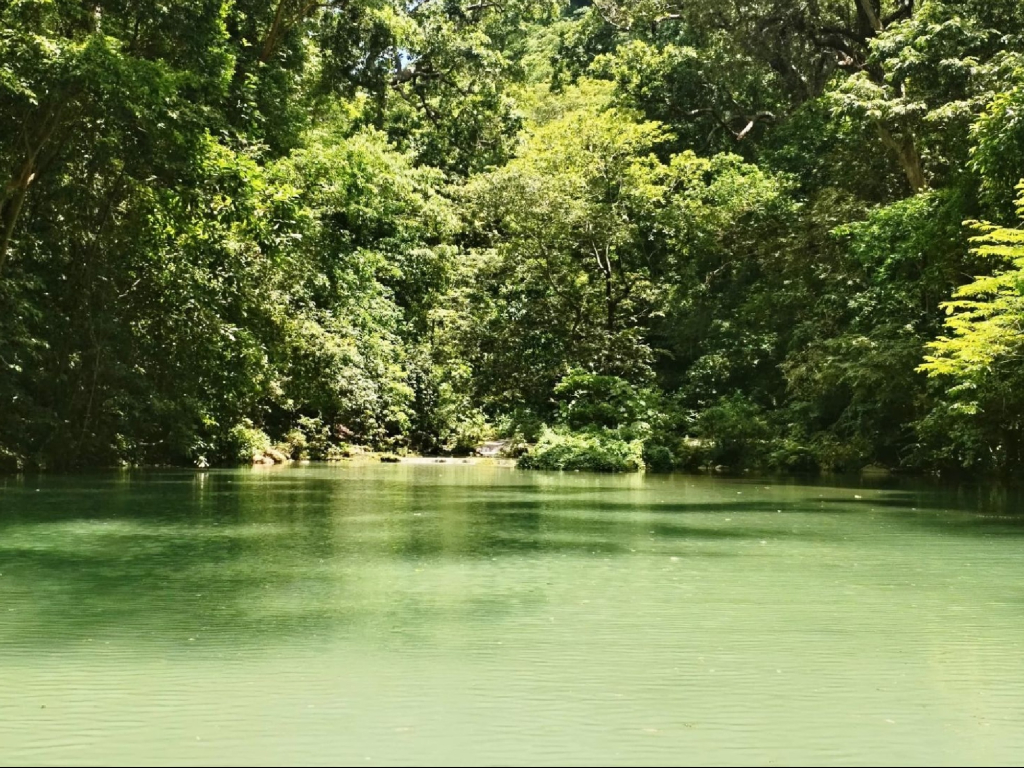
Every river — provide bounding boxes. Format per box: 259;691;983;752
1;463;1023;766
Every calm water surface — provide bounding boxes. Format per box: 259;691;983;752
1;463;1023;766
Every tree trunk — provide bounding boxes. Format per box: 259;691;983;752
259;0;291;62
605;268;615;333
876;123;926;192
857;0;884;33
0;103;67;276
592;244;616;332
259;0;324;63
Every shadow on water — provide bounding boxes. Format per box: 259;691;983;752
478;497;844;515
3;465;1022;650
0;471;773;649
814;484;1024;536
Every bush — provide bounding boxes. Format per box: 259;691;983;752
808;433;872;473
223;421;272;464
446;409;492;456
279;428;308;460
276;417;361;460
694;393;772;468
767;437;818;473
295;416;333;460
517;428;644;473
674;437;714;470
642;443;676;473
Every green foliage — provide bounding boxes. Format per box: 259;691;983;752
294;417;333;461
3;0;1024;478
517;428;645;473
922;202;1024;380
554;370;648;432
224;421;272;465
265;121;457;448
779;190;973;468
971;78;1024;216
692;393;772;469
0;1;519;468
460;90;667;412
918;185;1024;472
642;443;676;473
461;84;785;422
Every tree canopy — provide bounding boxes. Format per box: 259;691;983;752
2;0;1023;475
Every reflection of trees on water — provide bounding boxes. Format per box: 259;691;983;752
2;465;1023;650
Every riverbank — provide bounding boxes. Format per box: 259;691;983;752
252;454;519;469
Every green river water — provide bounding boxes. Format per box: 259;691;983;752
1;463;1023;766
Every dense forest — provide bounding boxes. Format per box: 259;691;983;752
1;0;1023;474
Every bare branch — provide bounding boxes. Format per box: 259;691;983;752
882;1;914;27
